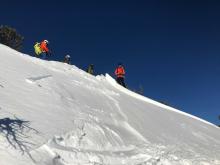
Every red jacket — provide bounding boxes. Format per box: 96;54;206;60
40;41;49;52
115;66;125;78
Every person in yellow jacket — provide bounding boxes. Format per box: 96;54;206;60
34;42;42;56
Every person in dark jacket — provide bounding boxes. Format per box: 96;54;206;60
115;63;126;87
87;64;94;75
64;55;71;64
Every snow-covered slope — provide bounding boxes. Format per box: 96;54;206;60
0;44;219;165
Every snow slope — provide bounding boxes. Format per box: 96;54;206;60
0;44;219;165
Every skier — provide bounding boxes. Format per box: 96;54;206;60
115;63;126;88
34;42;42;56
87;64;94;75
64;55;71;64
40;40;51;59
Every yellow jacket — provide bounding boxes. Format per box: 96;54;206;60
34;42;42;55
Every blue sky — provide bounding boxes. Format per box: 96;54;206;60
1;0;220;125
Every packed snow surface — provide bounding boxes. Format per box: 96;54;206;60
0;44;219;165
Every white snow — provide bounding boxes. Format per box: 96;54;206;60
0;44;219;165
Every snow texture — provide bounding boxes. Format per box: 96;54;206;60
0;44;219;165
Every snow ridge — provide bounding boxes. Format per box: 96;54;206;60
105;74;218;128
0;44;220;165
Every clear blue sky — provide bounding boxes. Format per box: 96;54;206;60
1;0;220;125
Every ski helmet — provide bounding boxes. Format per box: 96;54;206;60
44;40;49;44
118;62;123;66
65;55;70;58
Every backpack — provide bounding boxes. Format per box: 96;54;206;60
34;42;42;55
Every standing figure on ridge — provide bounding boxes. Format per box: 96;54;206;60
87;64;94;75
115;63;126;88
64;55;71;64
40;40;51;59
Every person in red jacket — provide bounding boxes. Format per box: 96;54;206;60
40;40;50;59
115;63;126;88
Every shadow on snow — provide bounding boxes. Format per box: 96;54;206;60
0;116;39;160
